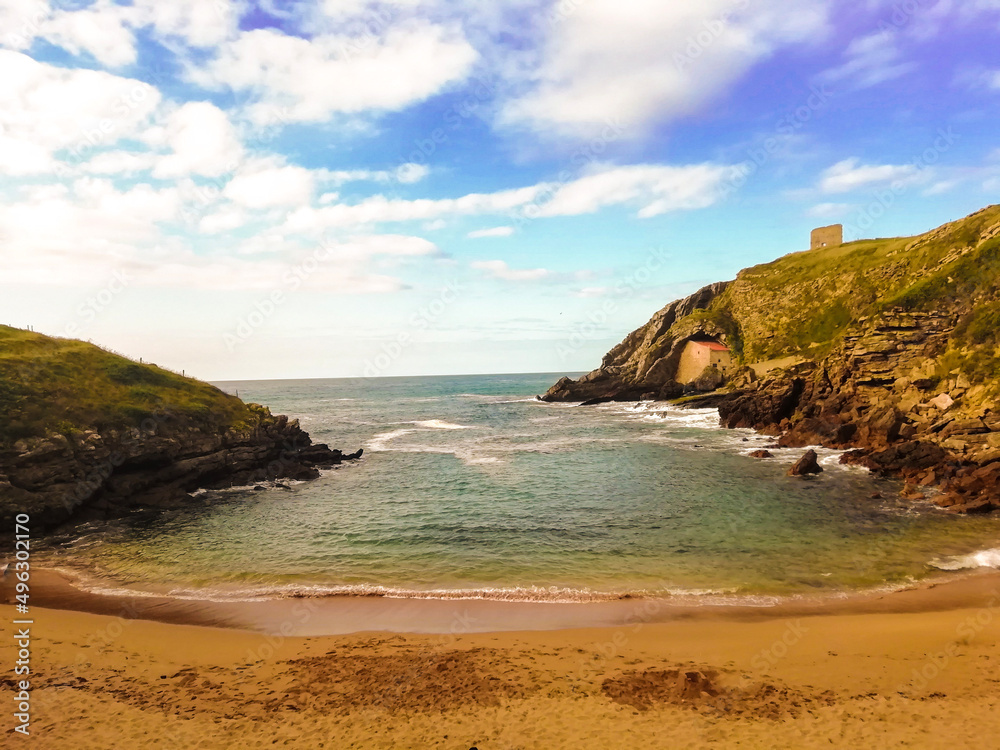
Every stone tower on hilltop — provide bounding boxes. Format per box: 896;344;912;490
811;224;843;250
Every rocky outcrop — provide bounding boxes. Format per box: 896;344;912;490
690;366;726;393
719;309;1000;512
0;410;362;533
544;204;1000;513
788;450;823;476
542;282;730;402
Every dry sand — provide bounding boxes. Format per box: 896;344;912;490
3;571;1000;749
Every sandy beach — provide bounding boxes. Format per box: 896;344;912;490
4;570;1000;749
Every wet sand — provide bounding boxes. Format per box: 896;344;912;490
3;569;999;748
19;567;1000;635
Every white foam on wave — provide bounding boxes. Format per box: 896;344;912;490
458;394;540;404
365;429;501;466
49;567;937;609
621;404;723;431
186;477;309;496
366;428;418;451
411;419;474;430
627;406;868;475
930;547;1000;571
55;573;754;605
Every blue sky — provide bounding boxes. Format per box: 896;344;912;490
1;0;999;380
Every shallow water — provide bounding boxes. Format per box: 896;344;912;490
38;373;1000;603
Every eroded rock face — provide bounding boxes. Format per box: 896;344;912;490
540;282;730;403
719;310;1000;513
0;414;362;533
542;205;1000;515
690;366;725;393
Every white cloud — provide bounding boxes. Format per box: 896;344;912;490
820;31;915;89
224;163;315;209
153;102;243;178
321;162;431;186
923;180;958;196
0;178;180;285
285;163;732;233
192;25;478;123
137;252;412;294
285;184;548;232
818;158;920;193
538;164;732;217
43;0;136;67
326;234;441;260
0;50;160;176
467;226;514;238
471;260;550;282
81;151;157;175
132;0;241;48
0;0;47;51
199;207;247;234
0;0;240;63
0;133;52;175
502;0;829;137
573;286;612;298
0;174;435;293
396;162;430;183
807;202;852;218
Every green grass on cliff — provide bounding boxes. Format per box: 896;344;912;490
680;204;1000;365
0;326;259;446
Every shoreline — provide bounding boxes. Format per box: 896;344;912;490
10;566;1000;636
6;573;1000;747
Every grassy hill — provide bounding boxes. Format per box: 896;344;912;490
708;204;1000;366
0;326;260;446
545;204;1000;403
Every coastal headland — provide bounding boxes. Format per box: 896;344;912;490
543;205;1000;515
0;325;361;534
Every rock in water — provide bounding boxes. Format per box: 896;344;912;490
748;449;773;458
788;449;823;476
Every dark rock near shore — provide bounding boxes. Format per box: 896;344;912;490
0;414;362;534
718;370;809;431
788;450;823;476
689;366;725;393
748;449;773;458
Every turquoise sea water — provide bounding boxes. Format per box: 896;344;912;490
41;373;1000;603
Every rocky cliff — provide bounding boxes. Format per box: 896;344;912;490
543;281;732;403
544;204;1000;514
0;327;361;532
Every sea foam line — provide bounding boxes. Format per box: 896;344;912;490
930;547;1000;571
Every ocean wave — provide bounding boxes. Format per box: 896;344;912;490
57;573;751;605
622;405;723;430
930;547;1000;571
457;394;540;404
366;428;418;451
46;564;951;609
53;575;934;608
410;419;474;430
188;477;308;496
